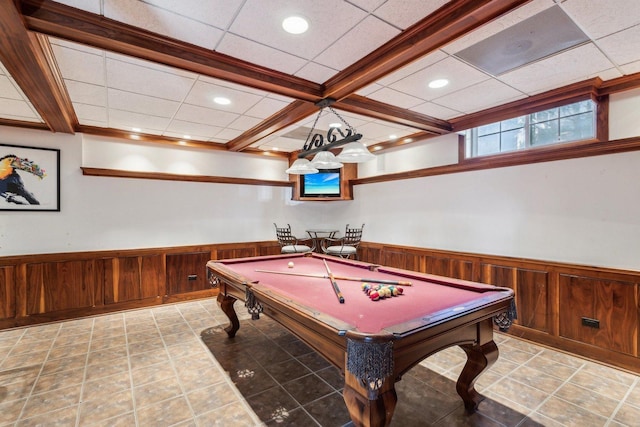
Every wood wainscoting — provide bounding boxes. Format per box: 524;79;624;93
0;242;281;330
1;241;638;374
359;242;640;374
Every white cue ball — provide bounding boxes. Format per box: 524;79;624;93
288;261;294;268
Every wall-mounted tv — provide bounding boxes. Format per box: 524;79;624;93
300;168;341;198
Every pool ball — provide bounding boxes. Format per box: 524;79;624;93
287;262;294;268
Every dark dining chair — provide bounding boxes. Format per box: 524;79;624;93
320;223;364;259
274;223;314;253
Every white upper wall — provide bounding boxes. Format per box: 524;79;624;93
2;88;640;271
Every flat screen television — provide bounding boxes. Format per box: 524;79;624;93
300;168;341;198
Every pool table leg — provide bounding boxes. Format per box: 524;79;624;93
456;339;499;412
342;371;397;427
216;292;239;338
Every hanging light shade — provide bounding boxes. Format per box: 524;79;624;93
310;151;343;169
285;158;319;175
336;141;375;163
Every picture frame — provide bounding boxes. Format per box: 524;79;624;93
1;143;60;211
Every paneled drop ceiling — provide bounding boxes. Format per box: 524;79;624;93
1;0;639;157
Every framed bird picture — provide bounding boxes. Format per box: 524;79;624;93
0;143;60;211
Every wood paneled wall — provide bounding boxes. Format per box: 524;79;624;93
360;242;640;374
0;242;280;329
1;240;638;374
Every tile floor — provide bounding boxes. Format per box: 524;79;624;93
0;299;638;426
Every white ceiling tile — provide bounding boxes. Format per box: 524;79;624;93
64;80;106;107
366;87;424;109
52;44;105;86
597;67;624;81
596;25;640;67
375;50;449;87
196;75;272;97
104;0;224;50
108;109;171;132
49;38;104;56
163;120;223;140
229;0;368;59
183;80;264;114
52;0;101;14
410;102;463;120
0;98;40;121
0;75;23;100
74;103;107;123
433;79;526;114
214;128;244;142
256;136;305;151
216;33;309;74
106;57;195;101
356;83;384;97
243;97;291;119
621;59;640;75
108;89;180;117
227;115;263;131
347;0;386;13
357;121;413;141
500;43;616;94
142;0;245;30
389;56;490;101
442;0;555;54
313;16;399;71
294;62;338;84
373;0;450;29
174;104;239;127
105;51;197;79
562;0;640;40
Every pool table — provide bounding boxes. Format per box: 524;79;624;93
206;253;515;427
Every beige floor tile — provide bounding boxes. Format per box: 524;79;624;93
537;396;608;427
133;376;183;408
135;395;193;426
21;385;82;419
16;404;78;427
81;372;132;402
77;388;134;425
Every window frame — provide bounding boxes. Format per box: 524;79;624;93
463;97;603;161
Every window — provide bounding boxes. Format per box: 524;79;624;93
464;99;596;158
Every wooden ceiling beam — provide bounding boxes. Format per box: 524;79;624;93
226;100;319;152
0;0;76;133
18;0;324;102
335;95;451;134
323;0;531;101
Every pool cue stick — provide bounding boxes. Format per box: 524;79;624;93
254;269;412;286
323;259;345;303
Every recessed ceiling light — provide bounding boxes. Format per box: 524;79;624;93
130;134;140;140
428;79;449;89
389;134;397;140
329;123;342;128
178;140;187;145
404;138;413;143
213;96;231;105
373;146;382;151
132;127;141;132
183;135;191;139
282;16;309;34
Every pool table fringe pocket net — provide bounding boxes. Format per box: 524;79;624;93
346;339;394;391
493;297;517;332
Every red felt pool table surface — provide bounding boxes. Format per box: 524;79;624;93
207;252;515;426
211;253;510;335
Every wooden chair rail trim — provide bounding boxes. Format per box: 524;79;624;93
81;167;293;187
